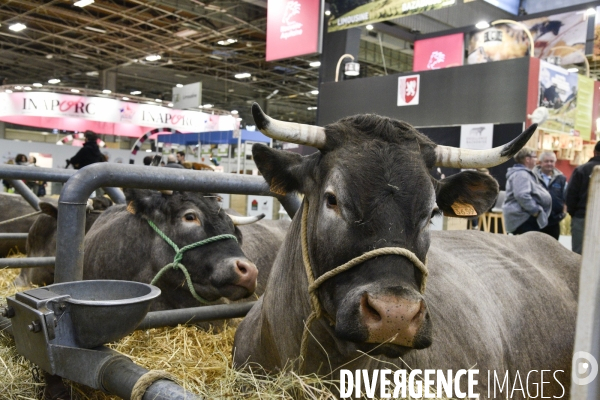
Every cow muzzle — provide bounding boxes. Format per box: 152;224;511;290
360;292;426;347
210;257;258;300
335;288;429;349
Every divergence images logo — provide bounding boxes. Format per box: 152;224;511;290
572;351;598;386
280;1;303;40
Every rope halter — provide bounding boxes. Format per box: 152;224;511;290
298;200;428;371
146;219;238;305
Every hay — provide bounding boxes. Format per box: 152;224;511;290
0;266;453;399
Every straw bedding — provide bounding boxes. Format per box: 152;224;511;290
0;253;452;399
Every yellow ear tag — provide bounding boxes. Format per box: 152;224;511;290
450;202;477;216
126;201;136;215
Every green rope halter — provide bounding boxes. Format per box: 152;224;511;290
146;219;238;304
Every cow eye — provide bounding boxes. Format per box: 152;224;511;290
184;213;197;222
325;193;337;208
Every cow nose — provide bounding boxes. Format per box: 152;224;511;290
359;292;426;347
233;259;258;293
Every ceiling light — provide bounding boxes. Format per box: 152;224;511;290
71;89;79;93
567;67;579;73
310;90;319;95
5;90;13;93
168;103;173;107
74;0;94;7
70;53;89;59
46;54;53;59
174;29;198;38
146;149;152;152
176;83;183;88
102;89;111;94
145;54;161;62
86;71;99;76
130;90;142;95
33;83;43;87
476;21;490;29
325;10;331;16
586;8;596;17
366;25;374;30
307;106;318;110
155;99;162;102
266;89;279;100
175;74;187;78
14;86;22;90
48;78;60;84
235;72;251;79
9;23;26;32
85;26;106;34
24;87;32;91
217;40;227;45
203;104;213;108
209;54;224;60
122;96;130;100
231;110;238;115
227;38;237;44
309;61;321;67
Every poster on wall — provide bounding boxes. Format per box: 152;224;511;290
413;33;464;72
327;0;456;33
246;195;273;220
574;75;594;141
397;75;420;107
460;123;494;150
266;0;322;61
538;61;578;134
467;11;587;65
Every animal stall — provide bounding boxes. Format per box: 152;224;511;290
156;129;272;174
0;162;301;399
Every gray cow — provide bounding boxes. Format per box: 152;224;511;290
15;197;113;286
82;189;261;311
232;104;579;398
0;192;53;257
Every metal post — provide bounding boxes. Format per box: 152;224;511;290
136;301;255;330
7;179;40;211
571;166;600;399
0;257;55;269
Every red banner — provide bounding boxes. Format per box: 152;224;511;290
413;33;464;72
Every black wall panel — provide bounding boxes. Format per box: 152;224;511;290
317;57;531;128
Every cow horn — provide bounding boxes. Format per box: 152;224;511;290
227;213;265;225
252;103;327;148
434;124;538;168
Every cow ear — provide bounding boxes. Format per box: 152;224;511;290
123;188;164;216
39;202;58;219
252;144;305;195
434;171;498;217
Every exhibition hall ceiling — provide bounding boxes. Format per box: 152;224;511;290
0;0;592;127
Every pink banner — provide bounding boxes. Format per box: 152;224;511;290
413;33;464;72
266;0;322;62
0;91;235;137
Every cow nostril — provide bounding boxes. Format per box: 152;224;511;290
236;261;248;275
360;293;382;322
412;300;426;322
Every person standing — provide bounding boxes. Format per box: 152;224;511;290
503;147;552;235
565;142;600;254
176;151;186;165
533;151;566;240
165;154;184;169
68;131;105;170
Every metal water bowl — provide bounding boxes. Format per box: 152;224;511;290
44;280;161;348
